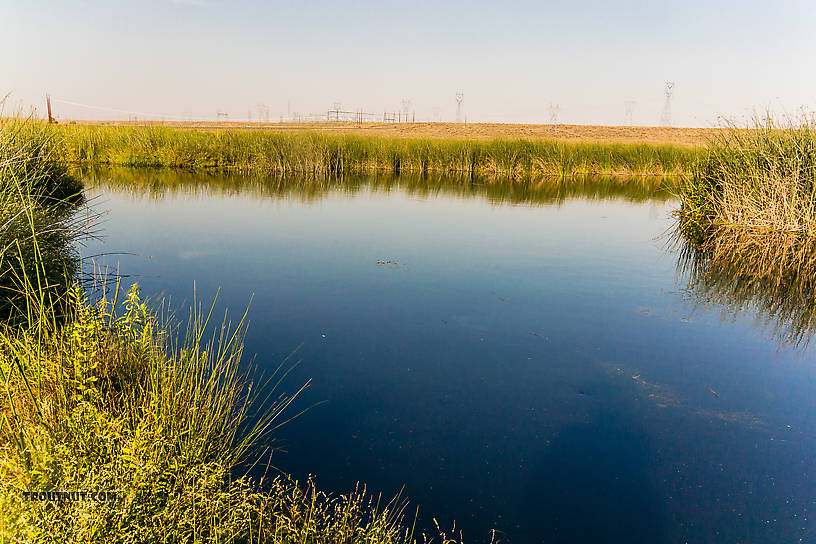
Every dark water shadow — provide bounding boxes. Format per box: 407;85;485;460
519;414;666;543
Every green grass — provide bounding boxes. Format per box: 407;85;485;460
0;117;84;321
54;124;700;178
0;274;434;542
673;113;816;348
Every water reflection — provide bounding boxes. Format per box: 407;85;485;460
81;169;816;543
675;225;816;349
81;167;676;207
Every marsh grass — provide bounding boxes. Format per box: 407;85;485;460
680;113;816;236
55;125;700;179
0;116;85;320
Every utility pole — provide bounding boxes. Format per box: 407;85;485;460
45;94;55;123
455;92;464;123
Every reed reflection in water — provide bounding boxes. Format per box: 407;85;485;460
676;225;816;349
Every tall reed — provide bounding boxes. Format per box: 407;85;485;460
54;124;700;179
0;116;84;320
680;113;816;236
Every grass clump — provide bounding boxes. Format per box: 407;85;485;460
0;116;84;320
0;271;434;543
680;113;816;237
675;113;816;348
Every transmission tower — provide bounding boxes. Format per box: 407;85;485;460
660;81;675;126
624;101;636;126
400;99;412;122
548;103;561;125
455;92;464;123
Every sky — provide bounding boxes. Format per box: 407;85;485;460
2;0;816;127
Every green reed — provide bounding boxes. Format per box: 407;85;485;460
0;117;84;320
54;124;701;178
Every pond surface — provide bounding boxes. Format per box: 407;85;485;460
82;169;816;544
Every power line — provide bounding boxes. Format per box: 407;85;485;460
50;97;191;120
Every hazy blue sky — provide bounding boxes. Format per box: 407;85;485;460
2;0;815;126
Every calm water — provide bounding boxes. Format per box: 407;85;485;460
82;169;816;544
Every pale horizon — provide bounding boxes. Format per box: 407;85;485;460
3;0;815;127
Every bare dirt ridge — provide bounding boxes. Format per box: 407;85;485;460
70;121;718;147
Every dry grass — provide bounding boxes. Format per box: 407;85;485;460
679;114;816;237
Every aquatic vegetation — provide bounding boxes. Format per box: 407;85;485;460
674;114;816;347
54;124;701;178
679;113;816;237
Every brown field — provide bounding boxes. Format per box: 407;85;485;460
70;120;717;147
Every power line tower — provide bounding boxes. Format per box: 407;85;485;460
400;99;412;123
548;103;561;125
624;100;636;126
455;92;464;123
660;81;675;126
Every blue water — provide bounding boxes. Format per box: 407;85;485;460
83;172;816;543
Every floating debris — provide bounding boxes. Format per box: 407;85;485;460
375;260;406;269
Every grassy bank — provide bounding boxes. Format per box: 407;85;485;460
0;278;425;542
0;118;456;542
55;124;700;178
